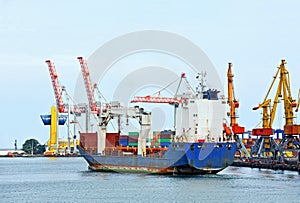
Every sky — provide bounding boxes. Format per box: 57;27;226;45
0;0;300;149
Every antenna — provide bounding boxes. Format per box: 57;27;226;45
196;71;207;93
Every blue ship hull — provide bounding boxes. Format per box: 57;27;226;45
78;142;236;175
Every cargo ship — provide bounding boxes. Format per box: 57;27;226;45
78;73;236;175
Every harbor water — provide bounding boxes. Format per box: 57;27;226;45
0;157;299;203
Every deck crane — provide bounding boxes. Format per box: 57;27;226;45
131;73;187;155
131;73;188;105
131;95;187;104
77;56;109;154
251;60;299;160
226;63;248;158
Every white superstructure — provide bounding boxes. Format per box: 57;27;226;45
175;89;226;142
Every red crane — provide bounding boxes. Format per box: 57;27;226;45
45;60;66;113
131;73;188;104
131;95;187;104
45;60;84;114
77;56;101;114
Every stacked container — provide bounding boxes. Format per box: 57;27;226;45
128;132;139;147
159;130;173;147
120;135;129;146
152;131;160;147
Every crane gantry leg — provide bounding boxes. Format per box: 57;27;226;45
250;135;283;161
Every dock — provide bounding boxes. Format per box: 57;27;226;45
233;159;300;172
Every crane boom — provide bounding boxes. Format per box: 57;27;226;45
227;63;236;125
131;73;188;104
45;60;65;113
279;60;296;126
45;60;85;115
279;60;300;135
77;56;100;114
252;67;281;129
131;95;186;104
253;99;271;129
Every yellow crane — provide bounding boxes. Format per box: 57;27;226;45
252;99;271;130
250;60;297;159
227;63;245;134
225;63;248;157
277;61;300;151
252;62;285;135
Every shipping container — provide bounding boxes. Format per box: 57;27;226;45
128;137;138;142
160;130;174;135
158;138;171;143
128;132;139;136
128;142;138;147
160;142;171;147
160;134;172;139
106;133;120;147
120;135;129;146
80;132;98;155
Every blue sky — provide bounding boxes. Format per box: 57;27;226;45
0;0;299;148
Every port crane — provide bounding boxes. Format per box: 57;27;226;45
251;60;300;160
77;57;101;115
77;57;152;156
45;60;66;113
225;63;248;158
277;61;300;153
45;60;84;115
78;56;116;154
44;60;84;154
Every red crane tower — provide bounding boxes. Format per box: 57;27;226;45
45;60;66;113
45;60;84;114
77;56;101;115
